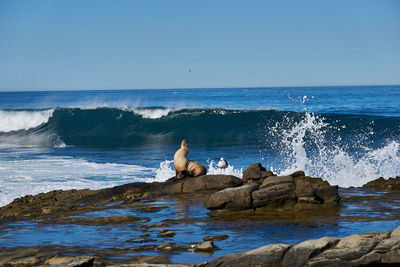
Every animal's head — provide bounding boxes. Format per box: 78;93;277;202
181;139;188;150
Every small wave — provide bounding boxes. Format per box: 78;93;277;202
129;108;174;119
0;109;54;133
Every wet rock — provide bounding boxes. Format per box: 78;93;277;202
363;176;400;191
204;184;258;210
46;256;94;266
158;229;175;237
194;241;215;253
203;234;229;241
205;244;292;267
40;215;144;226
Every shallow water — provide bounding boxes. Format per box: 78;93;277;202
1;188;399;264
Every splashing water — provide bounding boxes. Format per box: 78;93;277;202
207;160;243;177
271;112;400;187
154;160;176;181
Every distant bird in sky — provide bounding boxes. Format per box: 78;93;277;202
218;158;228;170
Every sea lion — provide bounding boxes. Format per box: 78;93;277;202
173;139;206;179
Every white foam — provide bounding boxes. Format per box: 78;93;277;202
0;109;54;132
271;112;400;187
207;160;243;177
0;153;154;206
153;160;176;182
130;108;174;119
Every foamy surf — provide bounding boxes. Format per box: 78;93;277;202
0;153;154;206
0;109;54;132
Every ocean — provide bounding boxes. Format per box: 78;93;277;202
1;85;400;206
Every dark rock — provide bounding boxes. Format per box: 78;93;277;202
242;163;266;183
362;176;400;191
316;184;340;204
290;170;305;178
260;175;293;189
158;229;175;237
252;183;296;208
205;184;259;210
203;234;229;242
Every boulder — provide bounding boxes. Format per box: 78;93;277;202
242;163;273;183
252;183;296;208
205;184;259;210
206;227;400;267
282;237;339;267
204;163;340;212
205;244;292;267
362;176;400;191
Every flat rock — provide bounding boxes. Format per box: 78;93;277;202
205;184;259;210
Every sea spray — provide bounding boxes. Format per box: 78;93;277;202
207;160;243;177
270;112;400;187
154;160;176;181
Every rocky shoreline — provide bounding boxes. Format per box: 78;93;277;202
1;163;400;266
1;226;399;266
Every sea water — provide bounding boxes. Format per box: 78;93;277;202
0;86;400;206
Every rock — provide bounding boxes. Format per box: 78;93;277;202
242;163;267;183
206;227;400;267
252;183;296;208
203;234;229;242
316;184;340;204
392;225;400;237
282;237;339;266
290;170;305;178
46;256;94;266
204;184;259;210
363;176;400;191
158;230;175;237
205;244;292;267
260;175;293;189
195;241;215;253
312;232;385;262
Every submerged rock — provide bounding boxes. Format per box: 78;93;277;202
362;176;400;191
206;226;400;267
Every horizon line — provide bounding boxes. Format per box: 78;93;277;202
1;83;399;92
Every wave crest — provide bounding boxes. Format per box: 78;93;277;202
0;109;54;133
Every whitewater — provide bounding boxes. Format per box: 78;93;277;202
0;86;399;206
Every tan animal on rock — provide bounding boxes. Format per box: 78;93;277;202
173;140;206;179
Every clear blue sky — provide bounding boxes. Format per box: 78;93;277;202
0;0;399;90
